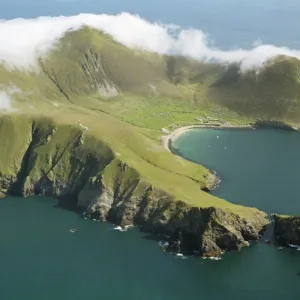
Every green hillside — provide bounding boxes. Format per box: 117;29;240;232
210;56;300;121
0;26;298;222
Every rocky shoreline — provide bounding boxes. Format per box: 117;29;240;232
161;122;300;252
0;116;270;257
2;116;300;258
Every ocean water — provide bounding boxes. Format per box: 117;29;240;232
1;129;300;299
172;128;300;214
0;194;300;300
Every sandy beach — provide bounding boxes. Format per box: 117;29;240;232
162;125;203;152
162;124;252;152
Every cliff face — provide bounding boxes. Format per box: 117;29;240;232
0;116;268;256
274;215;300;246
80;172;267;255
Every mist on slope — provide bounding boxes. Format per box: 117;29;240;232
0;91;12;110
0;13;300;71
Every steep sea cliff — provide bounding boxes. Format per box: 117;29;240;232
0;115;268;256
274;215;300;246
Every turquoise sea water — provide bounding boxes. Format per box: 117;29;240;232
172;128;300;214
1;129;300;299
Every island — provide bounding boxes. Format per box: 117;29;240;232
274;215;300;247
2;27;300;255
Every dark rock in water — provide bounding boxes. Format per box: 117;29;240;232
273;214;300;246
202;250;223;258
100;203;267;256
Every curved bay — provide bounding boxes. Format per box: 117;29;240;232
173;128;300;214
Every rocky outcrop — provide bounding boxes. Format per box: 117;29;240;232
0;115;269;256
274;214;300;246
78;165;268;256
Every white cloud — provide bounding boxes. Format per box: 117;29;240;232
0;91;12;110
0;13;300;71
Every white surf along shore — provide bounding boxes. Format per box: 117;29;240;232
162;124;252;152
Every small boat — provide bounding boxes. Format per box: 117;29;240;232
70;228;78;233
288;244;300;249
